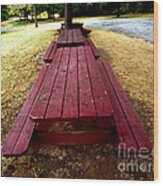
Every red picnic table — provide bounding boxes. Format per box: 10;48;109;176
30;45;115;144
2;26;152;156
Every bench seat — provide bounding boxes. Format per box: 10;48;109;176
85;38;100;59
2;65;49;156
43;41;57;63
57;29;85;47
98;61;153;151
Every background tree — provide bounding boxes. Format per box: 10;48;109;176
1;2;154;23
1;5;9;21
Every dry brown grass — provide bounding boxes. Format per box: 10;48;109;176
90;29;154;139
1;28;154;180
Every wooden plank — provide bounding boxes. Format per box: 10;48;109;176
86;38;100;58
98;62;138;149
76;29;84;43
2;65;48;155
46;47;70;120
102;61;152;150
31;48;63;120
62;47;78;119
61;29;68;44
72;29;78;43
68;29;73;44
57;30;64;43
33;130;117;145
43;41;54;62
84;46;113;118
12;117;35;155
48;42;57;62
78;46;97;119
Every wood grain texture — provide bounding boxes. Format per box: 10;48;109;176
46;47;70;119
85;46;113;118
78;46;97;119
33;130;117;145
43;41;54;62
99;61;153;151
31;48;63;120
2;65;48;155
62;47;78;119
86;38;100;59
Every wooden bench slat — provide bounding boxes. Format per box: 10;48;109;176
86;38;100;59
31;48;63;119
62;47;78;119
34;130;115;145
48;42;57;62
76;29;84;43
84;46;113;118
102;61;152;150
68;29;73;44
2;65;48;155
78;46;97;119
72;29;78;43
46;47;70;119
61;29;68;44
57;29;84;46
98;62;138;149
58;30;64;43
43;41;54;62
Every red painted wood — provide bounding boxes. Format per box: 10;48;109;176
76;29;84;43
57;29;84;46
72;29;78;43
62;29;68;44
2;65;48;155
62;47;78;119
58;30;64;43
98;62;138;149
43;42;54;62
31;48;63;120
102;61;153;150
84;46;113;118
86;38;100;58
33;130;117;145
46;47;70;119
48;42;57;62
68;29;73;44
78;46;97;119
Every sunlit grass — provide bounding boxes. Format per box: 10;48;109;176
90;28;154;138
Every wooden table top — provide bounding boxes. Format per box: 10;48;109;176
57;28;85;46
31;45;113;122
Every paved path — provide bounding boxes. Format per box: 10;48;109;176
2;18;153;43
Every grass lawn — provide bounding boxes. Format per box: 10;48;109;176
1;27;154;179
2;13;153;29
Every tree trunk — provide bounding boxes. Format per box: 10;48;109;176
64;3;72;29
33;5;38;28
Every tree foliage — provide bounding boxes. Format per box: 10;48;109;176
2;2;154;21
1;5;9;20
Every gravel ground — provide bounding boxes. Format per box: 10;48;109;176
84;18;154;43
1;28;154;180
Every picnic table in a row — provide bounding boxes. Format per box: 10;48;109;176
31;45;112;122
2;26;152;156
57;28;85;46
